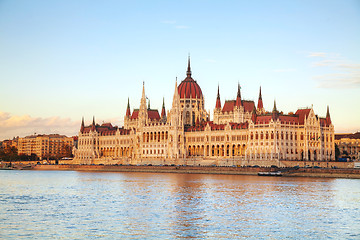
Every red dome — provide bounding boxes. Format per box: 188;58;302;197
177;57;203;99
178;77;203;99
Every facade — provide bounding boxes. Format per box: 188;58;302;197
335;132;360;161
74;58;335;166
18;134;74;160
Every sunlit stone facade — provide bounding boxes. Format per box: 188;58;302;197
74;58;335;166
18;134;73;160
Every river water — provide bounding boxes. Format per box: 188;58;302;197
0;170;360;239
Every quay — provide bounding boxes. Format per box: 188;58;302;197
15;164;360;179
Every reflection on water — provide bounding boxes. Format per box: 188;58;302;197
1;171;360;239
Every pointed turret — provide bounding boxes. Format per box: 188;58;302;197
161;97;166;118
126;98;131;117
215;84;221;109
172;78;180;108
186;55;192;77
236;83;242;107
272;100;279;120
138;82;148;126
326;105;332;125
257;86;264;110
91;116;96;131
80;117;84;133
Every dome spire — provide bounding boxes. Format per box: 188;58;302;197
186;54;192;77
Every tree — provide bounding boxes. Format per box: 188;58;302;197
335;144;340;160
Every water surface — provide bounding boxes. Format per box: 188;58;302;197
1;170;360;239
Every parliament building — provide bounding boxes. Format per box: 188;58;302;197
74;58;335;166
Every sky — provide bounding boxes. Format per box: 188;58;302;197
0;0;359;140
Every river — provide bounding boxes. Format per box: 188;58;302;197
0;170;359;239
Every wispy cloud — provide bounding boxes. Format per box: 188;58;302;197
310;53;360;88
0;112;79;140
308;52;326;57
314;73;360;88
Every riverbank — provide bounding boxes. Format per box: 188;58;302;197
25;164;360;179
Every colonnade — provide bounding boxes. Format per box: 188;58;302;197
187;144;246;157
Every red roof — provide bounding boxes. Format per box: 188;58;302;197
130;109;160;121
131;110;139;120
255;115;273;124
295;109;311;124
222;100;236;112
242;100;255;112
148;109;160;120
221;100;255;113
278;115;299;124
319;118;327;127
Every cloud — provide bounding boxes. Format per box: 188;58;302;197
314;73;360;88
0;112;79;140
312;59;337;67
311;53;360;88
308;52;326;57
273;68;296;72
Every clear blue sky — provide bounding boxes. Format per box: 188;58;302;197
1;0;359;140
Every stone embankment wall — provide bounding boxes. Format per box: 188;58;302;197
280;160;354;169
32;164;360;179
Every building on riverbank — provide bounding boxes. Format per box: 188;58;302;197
335;132;360;161
74;57;335;166
18;134;74;160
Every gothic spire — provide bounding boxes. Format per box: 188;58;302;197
236;83;242;107
161;97;166;118
91;116;96;131
80;117;84;133
272;100;279;120
257;86;263;110
126;97;131;117
215;84;221;109
326;105;332;125
272;99;277;112
172;77;180;108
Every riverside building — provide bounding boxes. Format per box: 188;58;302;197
18;134;74;160
74;58;335;166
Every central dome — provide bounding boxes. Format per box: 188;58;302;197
178;57;203;99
